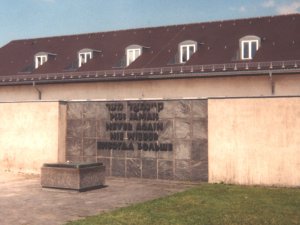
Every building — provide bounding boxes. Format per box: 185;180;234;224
0;14;299;186
0;13;299;100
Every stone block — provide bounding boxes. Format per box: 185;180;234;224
97;149;111;157
191;160;208;182
175;160;191;181
142;150;157;158
126;159;141;178
142;158;157;179
96;119;110;139
175;141;192;160
83;139;97;156
159;120;173;140
126;149;141;158
97;157;111;176
158;150;173;160
191;140;208;162
67;119;83;138
192;118;208;139
66;138;82;156
111;159;125;177
82;102;108;119
160;101;192;119
82;156;97;163
67;103;83;120
82;119;97;137
158;160;173;180
41;163;105;191
175;119;191;139
192;100;208;118
112;149;126;158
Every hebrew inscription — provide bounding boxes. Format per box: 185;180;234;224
97;102;173;151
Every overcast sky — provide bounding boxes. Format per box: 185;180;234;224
0;0;299;47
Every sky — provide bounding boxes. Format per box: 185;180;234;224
0;0;299;47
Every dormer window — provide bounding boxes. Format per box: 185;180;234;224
126;45;142;66
35;55;47;69
78;49;93;67
240;35;261;60
34;52;56;69
179;40;197;63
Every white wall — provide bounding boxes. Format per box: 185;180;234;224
208;97;300;187
0;102;66;173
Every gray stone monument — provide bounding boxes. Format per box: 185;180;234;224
41;162;105;191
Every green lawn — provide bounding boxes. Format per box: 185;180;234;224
66;184;300;225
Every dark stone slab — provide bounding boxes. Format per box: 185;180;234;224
112;149;126;158
175;141;192;160
158;150;173;160
96;119;110;139
97;149;111;157
142;150;157;159
158;160;173;180
175;119;191;139
126;159;141;178
66;138;82;156
142;158;157;179
126;149;141;158
97;157;111;176
67;103;83;120
83;102;108;119
175;160;191;181
192;100;208;118
41;163;105;191
111;159;125;177
82;156;97;163
191;139;208;162
192;118;208;139
83;120;97;138
160;101;192;119
67;120;83;138
83;139;97;156
159;120;174;140
191;160;208;182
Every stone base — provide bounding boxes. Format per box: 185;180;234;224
41;163;105;191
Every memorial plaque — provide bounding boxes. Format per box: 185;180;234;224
66;99;208;181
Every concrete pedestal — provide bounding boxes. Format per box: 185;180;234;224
41;162;105;191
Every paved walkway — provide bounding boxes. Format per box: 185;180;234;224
0;172;194;225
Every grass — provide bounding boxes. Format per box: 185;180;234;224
66;183;300;225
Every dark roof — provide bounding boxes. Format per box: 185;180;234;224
0;13;299;85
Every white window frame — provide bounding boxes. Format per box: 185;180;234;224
78;51;92;67
178;40;197;64
126;48;141;66
35;55;47;69
241;40;259;60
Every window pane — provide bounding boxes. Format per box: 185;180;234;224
182;46;188;62
189;45;195;60
135;49;140;58
128;50;134;65
189;46;195;54
251;41;257;58
80;54;85;63
38;57;42;65
243;42;249;59
86;53;91;61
